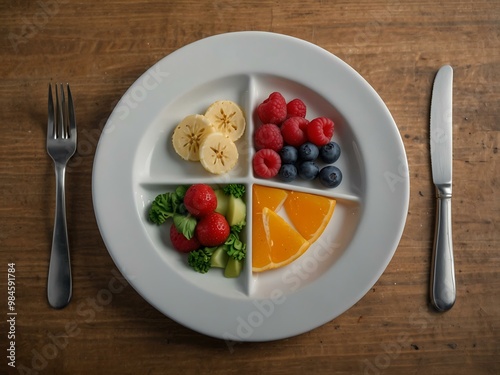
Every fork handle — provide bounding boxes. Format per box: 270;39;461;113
47;162;72;309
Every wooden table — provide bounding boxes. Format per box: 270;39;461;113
1;1;498;374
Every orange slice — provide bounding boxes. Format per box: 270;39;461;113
252;185;289;271
252;185;288;212
283;191;336;243
251;212;272;271
252;207;310;272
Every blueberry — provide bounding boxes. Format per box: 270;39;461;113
319;165;342;188
298;142;319;161
319;142;341;164
298;161;319;180
278;164;297;182
279;145;298;164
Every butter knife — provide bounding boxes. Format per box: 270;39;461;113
430;65;455;311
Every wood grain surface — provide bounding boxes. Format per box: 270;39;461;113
0;0;498;374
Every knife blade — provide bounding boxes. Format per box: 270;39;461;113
430;65;455;312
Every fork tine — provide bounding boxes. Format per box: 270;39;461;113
67;84;76;140
47;83;55;141
55;83;62;139
56;83;67;139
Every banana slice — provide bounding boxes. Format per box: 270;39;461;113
172;114;214;161
204;100;246;141
199;132;239;174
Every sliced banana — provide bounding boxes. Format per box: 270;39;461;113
172;114;214;161
204;100;246;141
199;132;239;174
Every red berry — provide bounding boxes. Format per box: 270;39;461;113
257;92;287;125
307;117;334;146
170;224;201;253
286;99;307;118
253;149;281;178
254;123;284;151
183;184;217;217
280;117;309;147
195;212;230;247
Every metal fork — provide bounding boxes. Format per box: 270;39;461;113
46;83;77;309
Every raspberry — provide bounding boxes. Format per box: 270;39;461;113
170;224;201;253
286;99;307;118
280;117;309;147
253;149;282;178
307;117;334;146
254;123;283;151
257;92;287;125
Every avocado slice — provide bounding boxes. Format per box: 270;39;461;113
224;257;243;278
226;196;246;226
214;189;230;216
210;246;229;268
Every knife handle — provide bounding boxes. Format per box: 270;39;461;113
430;185;456;311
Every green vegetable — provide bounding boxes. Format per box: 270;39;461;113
172;214;197;240
148;186;188;225
187;248;216;274
214;189;229;216
148;186;194;239
230;221;245;234
210;246;229;268
224;232;246;261
227;195;246;226
224;257;243;278
222;184;246;199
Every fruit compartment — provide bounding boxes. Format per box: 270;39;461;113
248;74;364;199
134;74;253;183
246;179;361;298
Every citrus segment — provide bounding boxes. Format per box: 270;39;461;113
283;191;336;243
252;185;288;212
263;208;310;268
251;212;272;272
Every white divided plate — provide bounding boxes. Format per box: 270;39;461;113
92;31;409;342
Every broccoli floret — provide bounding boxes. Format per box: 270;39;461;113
230;222;246;234
187;248;213;274
148;186;188;225
222;184;245;199
224;233;246;261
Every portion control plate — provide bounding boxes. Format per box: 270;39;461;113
92;31;409;341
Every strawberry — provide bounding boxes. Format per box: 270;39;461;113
183;184;217;217
169;224;201;253
195;212;230;247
